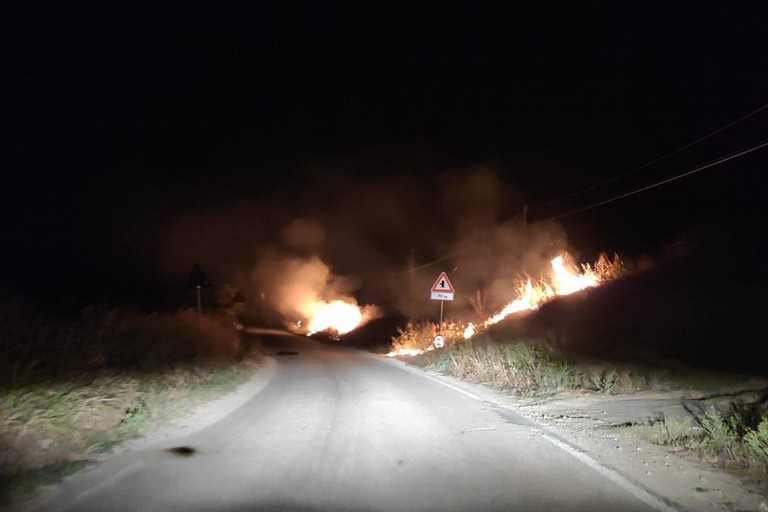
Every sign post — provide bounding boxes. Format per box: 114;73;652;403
186;264;212;324
430;271;455;337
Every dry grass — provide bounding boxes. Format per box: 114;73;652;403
0;300;245;386
404;331;660;396
407;327;768;483
629;404;768;484
0;298;263;508
426;341;576;394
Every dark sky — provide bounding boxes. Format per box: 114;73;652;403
2;2;767;310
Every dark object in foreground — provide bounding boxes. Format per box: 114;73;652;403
166;446;197;457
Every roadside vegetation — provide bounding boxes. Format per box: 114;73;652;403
0;297;263;509
391;323;768;483
393;322;661;395
631;401;768;479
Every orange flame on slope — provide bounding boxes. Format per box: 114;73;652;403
464;254;603;338
550;255;600;295
388;252;622;357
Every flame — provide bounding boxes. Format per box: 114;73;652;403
301;300;380;337
306;300;363;335
386;252;623;356
386;344;435;358
550;255;599;295
467;253;612;337
386;347;426;357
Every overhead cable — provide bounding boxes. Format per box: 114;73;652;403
549;140;768;220
530;101;768;211
409;139;768;272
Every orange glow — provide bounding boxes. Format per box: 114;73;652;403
306;300;363;335
386;347;429;358
302;300;380;337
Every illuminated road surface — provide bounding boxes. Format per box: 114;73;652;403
26;334;675;512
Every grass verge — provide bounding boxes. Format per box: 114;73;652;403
630;404;768;478
400;322;662;395
0;298;263;510
0;360;261;510
392;324;767;486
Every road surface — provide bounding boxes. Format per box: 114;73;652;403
24;333;679;512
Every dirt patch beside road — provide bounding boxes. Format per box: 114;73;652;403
505;390;768;512
399;357;768;512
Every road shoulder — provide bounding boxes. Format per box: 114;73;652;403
382;354;768;512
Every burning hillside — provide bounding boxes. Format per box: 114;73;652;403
390;252;624;356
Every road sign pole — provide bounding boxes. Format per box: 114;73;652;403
431;271;454;333
196;285;202;323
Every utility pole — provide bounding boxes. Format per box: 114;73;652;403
408;248;415;302
523;204;528;228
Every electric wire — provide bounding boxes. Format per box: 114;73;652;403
425;102;768;257
407;139;768;272
548;139;768;221
529;101;768;211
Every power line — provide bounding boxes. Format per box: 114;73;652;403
432;103;768;258
407;139;768;273
530;101;768;211
548;140;768;221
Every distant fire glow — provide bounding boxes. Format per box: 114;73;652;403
307;300;363;335
256;252;381;338
299;300;380;337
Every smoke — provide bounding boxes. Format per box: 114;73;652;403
250;218;365;329
282;218;326;253
251;250;347;328
134;156;579;326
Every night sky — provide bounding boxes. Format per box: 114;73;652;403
3;3;767;312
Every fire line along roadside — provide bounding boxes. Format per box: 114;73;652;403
430;271;454;346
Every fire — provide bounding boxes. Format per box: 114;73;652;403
302;300;380;337
467;253;611;337
387;347;428;357
306;300;363;335
550;255;600;295
386;252;624;357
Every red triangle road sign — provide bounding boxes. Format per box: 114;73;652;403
431;272;455;293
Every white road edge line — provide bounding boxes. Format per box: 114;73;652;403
395;359;685;512
69;461;143;506
537;430;683;512
417;370;487;401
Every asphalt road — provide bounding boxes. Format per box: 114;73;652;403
24;333;678;512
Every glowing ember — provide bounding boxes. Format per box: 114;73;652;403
306;300;363;335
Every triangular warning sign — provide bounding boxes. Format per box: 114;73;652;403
431;272;455;293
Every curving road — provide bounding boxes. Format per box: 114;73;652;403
24;333;677;512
